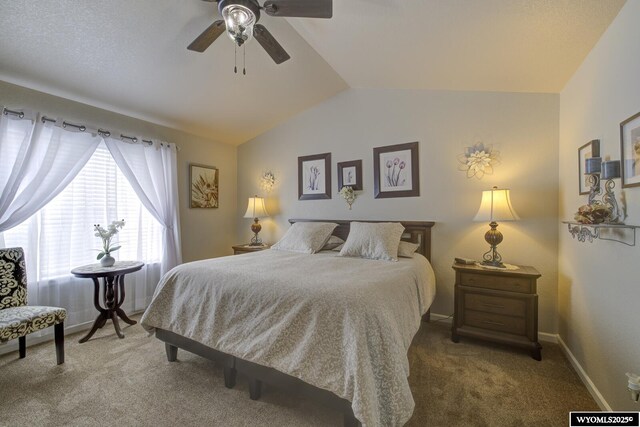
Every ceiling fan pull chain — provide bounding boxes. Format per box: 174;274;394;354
243;45;246;75
234;45;238;74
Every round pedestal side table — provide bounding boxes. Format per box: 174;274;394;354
71;261;144;343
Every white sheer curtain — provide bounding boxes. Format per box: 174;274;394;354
0;109;179;335
1;143;164;328
104;138;182;275
0;113;100;232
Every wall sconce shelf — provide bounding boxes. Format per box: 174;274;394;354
563;221;640;246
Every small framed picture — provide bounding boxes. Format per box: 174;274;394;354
298;152;331;200
620;112;640;188
373;141;420;198
578;139;600;195
190;164;219;208
337;160;362;191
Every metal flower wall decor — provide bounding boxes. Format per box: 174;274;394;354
457;142;500;179
260;170;275;192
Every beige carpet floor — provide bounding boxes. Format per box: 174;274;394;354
0;318;598;426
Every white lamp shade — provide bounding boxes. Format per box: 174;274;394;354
473;187;520;222
243;196;269;218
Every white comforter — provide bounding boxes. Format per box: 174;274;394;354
141;249;436;426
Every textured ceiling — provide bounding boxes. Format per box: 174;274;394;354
0;0;347;144
0;1;626;145
289;0;626;92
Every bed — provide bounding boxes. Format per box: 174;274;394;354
140;219;435;426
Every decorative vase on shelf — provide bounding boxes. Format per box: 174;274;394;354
100;253;115;267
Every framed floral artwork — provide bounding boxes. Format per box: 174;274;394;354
578;139;600;195
373;141;419;198
620;112;640;188
190;164;219;208
298;152;331;200
337;160;362;191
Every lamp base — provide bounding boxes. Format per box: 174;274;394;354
249;218;263;246
248;237;263;246
481;221;505;268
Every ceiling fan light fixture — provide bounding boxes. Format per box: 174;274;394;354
188;0;332;66
221;3;256;46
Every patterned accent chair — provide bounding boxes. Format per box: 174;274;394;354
0;247;66;365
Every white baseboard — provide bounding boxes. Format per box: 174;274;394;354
557;334;612;411
538;332;558;343
429;312;453;324
0;309;145;357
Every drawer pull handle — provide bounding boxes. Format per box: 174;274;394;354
482;320;504;326
482;303;505;309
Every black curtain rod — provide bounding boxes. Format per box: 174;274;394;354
2;107;160;148
2;107;24;119
42;115;86;132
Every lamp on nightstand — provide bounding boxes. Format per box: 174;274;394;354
473;186;519;268
243;195;269;246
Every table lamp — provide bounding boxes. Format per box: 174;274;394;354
243;195;269;246
473;186;519;268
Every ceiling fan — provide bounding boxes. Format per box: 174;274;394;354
188;0;332;65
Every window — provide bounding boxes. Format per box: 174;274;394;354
0;142;163;326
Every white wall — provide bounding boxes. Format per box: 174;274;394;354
0;80;238;262
559;0;640;410
238;88;560;333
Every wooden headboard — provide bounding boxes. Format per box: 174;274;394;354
288;219;435;261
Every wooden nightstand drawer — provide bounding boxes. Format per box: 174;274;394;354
460;272;532;293
464;293;526;317
464;310;526;335
452;262;542;360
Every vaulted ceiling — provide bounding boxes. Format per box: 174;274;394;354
0;0;626;145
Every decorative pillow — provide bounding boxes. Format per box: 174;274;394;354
398;241;420;258
321;235;344;251
271;222;338;254
339;222;405;261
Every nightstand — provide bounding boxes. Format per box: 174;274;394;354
232;244;270;255
451;262;542;360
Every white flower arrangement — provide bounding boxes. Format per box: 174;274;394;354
339;186;357;210
94;219;125;260
457;142;500;179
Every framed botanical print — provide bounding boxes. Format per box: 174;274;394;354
373;141;420;198
190;164;219;208
337;160;362;191
298;152;331;200
620;112;640;188
578;139;600;195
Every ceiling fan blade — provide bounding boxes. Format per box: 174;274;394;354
254;24;290;64
187;20;226;52
263;0;332;18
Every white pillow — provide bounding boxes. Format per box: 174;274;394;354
398;241;419;258
271;222;338;254
339;222;405;261
321;235;345;251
